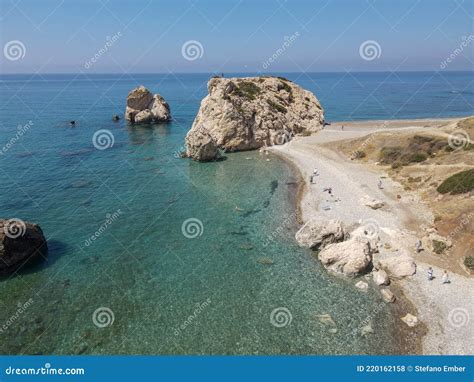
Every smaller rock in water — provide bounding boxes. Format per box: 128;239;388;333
355;280;369;291
361;323;374;336
380;288;396;303
258;257;274;265
125;86;171;124
112;115;120;122
315;313;337;328
401;313;418;327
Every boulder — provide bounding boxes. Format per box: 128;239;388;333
372;269;390;286
125;86;171;124
185;125;220;162
295;219;346;249
0;219;48;275
377;255;416;279
318;235;376;277
185;76;324;161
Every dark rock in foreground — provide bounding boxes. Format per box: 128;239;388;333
0;219;48;275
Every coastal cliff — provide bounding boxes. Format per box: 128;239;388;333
185;76;324;161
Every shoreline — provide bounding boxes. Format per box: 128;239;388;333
269;116;473;355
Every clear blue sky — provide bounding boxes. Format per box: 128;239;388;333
0;0;472;73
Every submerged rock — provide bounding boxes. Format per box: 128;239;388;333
380;288;396;303
0;219;48;275
125;86;171;124
185;76;324;161
295;219;346;249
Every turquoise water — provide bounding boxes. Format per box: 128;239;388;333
0;72;472;354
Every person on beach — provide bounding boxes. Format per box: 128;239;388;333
442;270;450;284
415;240;423;253
341;125;344;130
313;168;318;176
428;267;434;281
378;180;383;189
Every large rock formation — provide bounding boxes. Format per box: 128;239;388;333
295;219;346;249
185;76;324;161
0;219;48;275
318;235;377;277
125;86;171;124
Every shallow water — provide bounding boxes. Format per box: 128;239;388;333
0;72;471;354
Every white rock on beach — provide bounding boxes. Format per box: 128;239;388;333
125;86;171;124
401;313;418;327
355;280;369;291
361;196;385;210
377;255;416;279
372;269;390;286
295;219;346;249
318;235;376;277
185;76;325;161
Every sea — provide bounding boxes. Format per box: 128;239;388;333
0;71;472;354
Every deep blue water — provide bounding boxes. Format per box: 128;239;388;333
0;72;471;355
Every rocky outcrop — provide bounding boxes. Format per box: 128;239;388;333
125;86;171;124
0;219;48;275
318;234;377;277
185;76;324;161
377;254;416;279
295;219;346;249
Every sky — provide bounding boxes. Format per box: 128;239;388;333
0;0;473;74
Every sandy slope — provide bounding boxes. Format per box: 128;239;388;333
269;118;473;355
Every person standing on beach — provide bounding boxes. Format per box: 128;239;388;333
341;125;344;130
415;240;423;253
428;267;434;281
442;270;450;284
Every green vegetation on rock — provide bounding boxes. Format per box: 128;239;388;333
464;255;474;271
267;99;287;113
436;169;474;195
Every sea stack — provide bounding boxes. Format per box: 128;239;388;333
185;76;324;161
0;219;48;275
125;86;171;124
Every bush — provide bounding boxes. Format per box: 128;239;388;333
266;99;287;113
409;152;428;163
464;255;474;270
432;240;447;255
436;169;474;195
235;81;261;100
